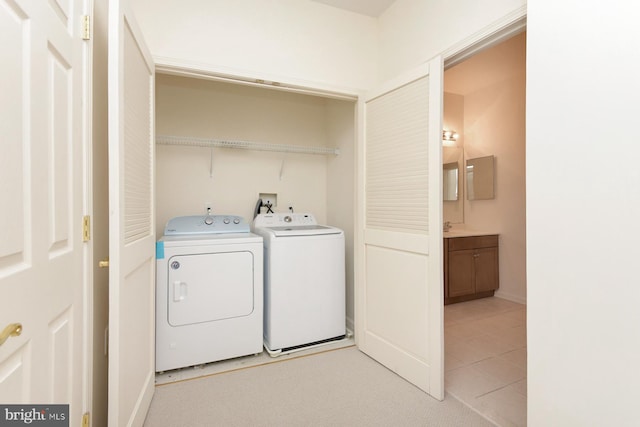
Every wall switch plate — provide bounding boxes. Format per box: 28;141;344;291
259;193;277;207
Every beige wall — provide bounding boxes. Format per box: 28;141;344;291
156;74;325;233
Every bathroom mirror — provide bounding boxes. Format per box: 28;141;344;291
443;146;464;223
466;155;495;200
443;162;459;201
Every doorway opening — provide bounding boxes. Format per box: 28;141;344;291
442;26;527;427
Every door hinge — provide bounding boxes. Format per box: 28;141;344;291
82;15;91;40
83;215;91;242
82;412;90;427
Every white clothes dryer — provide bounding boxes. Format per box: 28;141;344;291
252;213;345;355
156;215;263;372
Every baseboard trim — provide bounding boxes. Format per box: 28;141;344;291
494;291;527;305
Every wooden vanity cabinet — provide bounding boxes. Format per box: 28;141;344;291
444;235;499;305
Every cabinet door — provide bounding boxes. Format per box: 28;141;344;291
448;250;476;297
474;247;499;292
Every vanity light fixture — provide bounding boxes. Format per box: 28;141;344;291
442;130;459;142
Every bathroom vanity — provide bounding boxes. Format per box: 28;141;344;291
444;232;499;305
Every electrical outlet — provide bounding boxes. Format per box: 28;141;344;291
259;193;277;207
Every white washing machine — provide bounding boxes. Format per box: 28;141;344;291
156;214;263;372
252;213;345;355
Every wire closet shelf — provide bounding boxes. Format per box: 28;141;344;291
156;135;340;156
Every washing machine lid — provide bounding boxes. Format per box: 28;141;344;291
164;215;249;235
265;225;342;237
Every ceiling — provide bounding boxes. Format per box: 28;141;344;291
311;0;397;17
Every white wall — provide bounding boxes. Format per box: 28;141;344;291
326;100;356;330
378;0;526;82
527;1;640;425
379;3;640;422
130;0;378;91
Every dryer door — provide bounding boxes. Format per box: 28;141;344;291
167;251;255;326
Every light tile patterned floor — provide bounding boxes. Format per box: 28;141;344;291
445;297;527;426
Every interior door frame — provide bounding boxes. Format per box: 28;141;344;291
439;0;526;387
443;8;526;69
153;59;360;102
81;0;95;420
151;60;361;327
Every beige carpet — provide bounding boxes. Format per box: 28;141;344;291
143;346;494;426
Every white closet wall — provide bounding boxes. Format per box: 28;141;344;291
155;74;356;325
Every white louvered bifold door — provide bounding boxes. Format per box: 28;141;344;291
108;1;156;425
357;58;444;399
366;76;430;233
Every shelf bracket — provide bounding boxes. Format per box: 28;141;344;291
279;157;285;181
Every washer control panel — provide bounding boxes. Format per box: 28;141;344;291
164;215;249;235
253;213;317;228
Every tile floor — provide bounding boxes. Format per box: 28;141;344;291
445;297;527;426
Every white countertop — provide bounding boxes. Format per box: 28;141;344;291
443;229;498;238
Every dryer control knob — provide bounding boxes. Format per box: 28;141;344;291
284;216;292;223
204;216;214;225
223;218;230;224
233;218;240;224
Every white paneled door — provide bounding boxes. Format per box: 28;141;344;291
108;0;155;425
0;0;91;422
357;58;444;399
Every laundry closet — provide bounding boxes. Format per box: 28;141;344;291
154;72;357;330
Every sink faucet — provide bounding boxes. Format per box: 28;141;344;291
443;221;452;232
